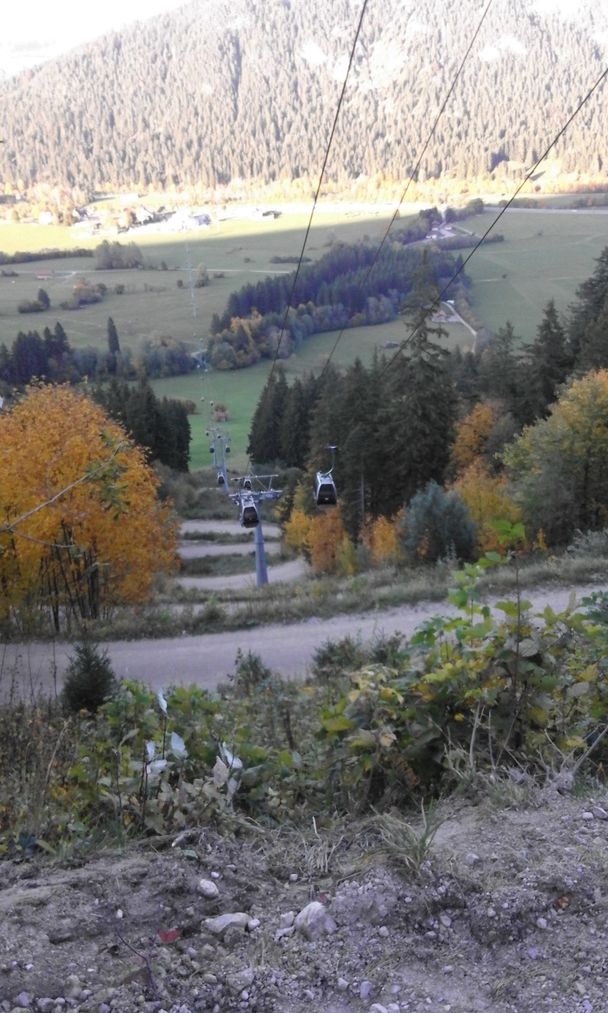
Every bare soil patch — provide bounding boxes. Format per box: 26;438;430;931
1;787;607;1012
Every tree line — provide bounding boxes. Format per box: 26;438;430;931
0;319;192;471
208;239;462;368
249;246;608;550
0;0;605;194
93;377;191;473
0;318;197;390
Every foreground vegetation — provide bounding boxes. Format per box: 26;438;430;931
3;548;608;858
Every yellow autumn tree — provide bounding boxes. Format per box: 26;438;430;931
0;385;177;630
504;370;608;545
453;461;522;554
308;508;350;575
450;401;497;478
282;480;317;560
283;508;314;559
361;513;403;566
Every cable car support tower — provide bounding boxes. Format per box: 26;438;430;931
229;474;282;588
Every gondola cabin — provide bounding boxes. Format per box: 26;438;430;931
217;473;225;487
240;494;259;528
314;470;337;507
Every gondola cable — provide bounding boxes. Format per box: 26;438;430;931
317;0;496;383
261;0;494;509
264;0;371;391
379;62;608;379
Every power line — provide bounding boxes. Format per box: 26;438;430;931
381;62;608;378
264;0;370;389
317;0;495;381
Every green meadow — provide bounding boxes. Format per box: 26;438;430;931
0;209;393;351
2;203;608;469
154;315;471;471
465;208;608;342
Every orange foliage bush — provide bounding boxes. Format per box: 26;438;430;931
453;461;522;554
361;513;403;566
0;385;177;630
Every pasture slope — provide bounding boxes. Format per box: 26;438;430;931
467;207;608;341
2;204;608;467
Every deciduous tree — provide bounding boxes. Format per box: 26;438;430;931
503;370;608;544
453;462;522;554
0;385;177;631
308;508;348;574
449;401;497;478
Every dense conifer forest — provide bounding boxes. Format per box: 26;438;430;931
249;247;608;548
208;230;463;367
0;0;606;193
0;322;192;470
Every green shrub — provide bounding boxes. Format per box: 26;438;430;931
231;649;273;696
95;240;142;270
61;642;117;715
17;299;44;313
580;589;608;625
201;594;226;623
368;631;405;666
567;528;608;558
311;635;367;683
402;481;476;563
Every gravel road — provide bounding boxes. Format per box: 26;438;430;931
179;541;259;558
176;558;308;590
180;520;281;539
2;582;602;699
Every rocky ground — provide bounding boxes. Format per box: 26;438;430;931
1;783;608;1013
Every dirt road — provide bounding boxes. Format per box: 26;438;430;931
180;520;281;539
2;582;602;699
179;541;260;558
176;558;308;591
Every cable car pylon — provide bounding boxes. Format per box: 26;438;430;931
230;474;282;587
200;352;281;587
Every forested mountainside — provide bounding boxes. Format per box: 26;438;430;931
0;0;607;194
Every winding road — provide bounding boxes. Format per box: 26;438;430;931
175;519;300;588
176;559;308;591
2;583;602;700
2;518;604;700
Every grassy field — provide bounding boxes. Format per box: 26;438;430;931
154;316;471;470
3;203;608;470
465;208;608;342
0;209;395;351
3;206;606;355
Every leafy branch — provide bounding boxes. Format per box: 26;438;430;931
0;437;126;540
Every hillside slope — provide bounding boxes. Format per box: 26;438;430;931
1;787;607;1011
0;0;607;193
